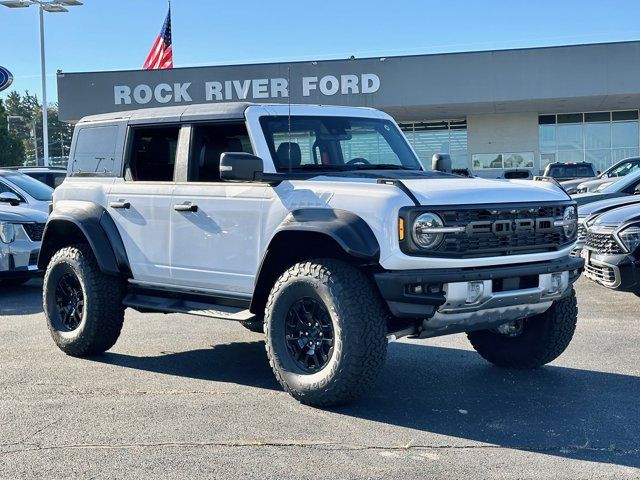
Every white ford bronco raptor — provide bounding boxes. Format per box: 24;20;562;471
40;103;583;407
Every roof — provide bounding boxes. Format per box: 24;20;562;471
77;102;382;125
78;102;254;124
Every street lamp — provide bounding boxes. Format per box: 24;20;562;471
0;0;82;166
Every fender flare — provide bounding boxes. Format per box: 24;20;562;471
249;208;380;314
38;201;131;276
272;208;380;260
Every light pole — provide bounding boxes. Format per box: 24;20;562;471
0;0;82;166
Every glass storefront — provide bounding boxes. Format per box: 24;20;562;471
539;111;640;173
399;120;468;170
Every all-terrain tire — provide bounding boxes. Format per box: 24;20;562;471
264;259;388;408
240;317;264;334
43;244;125;356
467;288;578;369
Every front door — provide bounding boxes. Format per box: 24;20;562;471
107;125;181;285
169;121;270;295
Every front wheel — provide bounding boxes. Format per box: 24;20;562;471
467;289;578;369
43;245;125;357
264;259;388;407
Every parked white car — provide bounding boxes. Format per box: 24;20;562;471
0;170;53;214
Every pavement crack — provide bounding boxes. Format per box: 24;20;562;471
1;440;638;457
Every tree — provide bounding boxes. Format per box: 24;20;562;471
0;99;26;167
4;91;73;165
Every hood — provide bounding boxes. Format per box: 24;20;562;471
314;171;570;205
573;192;625;206
0;205;48;223
579;196;640;218
592;202;640;227
561;178;592;189
577;177;613;191
400;177;570;205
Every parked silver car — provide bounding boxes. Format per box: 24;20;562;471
0;198;47;285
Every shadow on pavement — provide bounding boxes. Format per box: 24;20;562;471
93;340;639;468
97;341;280;391
0;279;43;316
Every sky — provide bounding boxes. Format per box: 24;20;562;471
1;0;640;103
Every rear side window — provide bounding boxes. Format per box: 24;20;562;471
188;122;253;182
72;125;119;174
126;126;180;181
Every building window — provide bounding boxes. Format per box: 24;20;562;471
539;111;640;173
399;120;467;170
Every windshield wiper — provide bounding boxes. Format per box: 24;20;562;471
289;164;347;171
353;164;420;171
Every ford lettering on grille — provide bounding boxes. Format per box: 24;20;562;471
466;218;555;236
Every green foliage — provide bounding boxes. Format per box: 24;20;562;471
0;99;26;167
3;91;73;165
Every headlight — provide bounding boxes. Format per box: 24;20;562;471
0;222;15;244
562;206;578;238
412;213;445;249
617;224;640;252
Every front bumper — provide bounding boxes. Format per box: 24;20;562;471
374;256;584;338
0;229;42;279
582;249;640;292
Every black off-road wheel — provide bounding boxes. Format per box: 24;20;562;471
264;259;388;408
43;244;125;357
467;288;578;369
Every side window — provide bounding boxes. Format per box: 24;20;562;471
127;126;180;182
188;122;253;182
72;125;119;174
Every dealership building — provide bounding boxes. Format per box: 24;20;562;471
57;40;640;177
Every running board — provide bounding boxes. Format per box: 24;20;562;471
123;293;256;321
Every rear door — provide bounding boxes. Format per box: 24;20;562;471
107;124;181;285
169;121;271;295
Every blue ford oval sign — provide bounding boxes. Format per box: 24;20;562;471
0;67;13;92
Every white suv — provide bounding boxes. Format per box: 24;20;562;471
39;103;583;407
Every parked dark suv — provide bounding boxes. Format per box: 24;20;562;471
582;202;640;293
543;162;597;182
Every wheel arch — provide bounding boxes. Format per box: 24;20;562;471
249;208;380;315
38;201;131;277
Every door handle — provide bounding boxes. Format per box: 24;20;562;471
110;201;130;209
174;203;198;212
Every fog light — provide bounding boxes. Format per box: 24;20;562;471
550;273;563;294
466;281;484;304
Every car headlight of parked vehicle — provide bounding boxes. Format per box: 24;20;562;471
412;212;446;249
616;224;640;253
0;222;16;244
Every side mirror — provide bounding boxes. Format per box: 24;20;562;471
431;153;452;173
597;170;601;175
220;153;264;182
0;192;21;206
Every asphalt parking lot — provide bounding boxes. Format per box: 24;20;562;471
0;278;638;479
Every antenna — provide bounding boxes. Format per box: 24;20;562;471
288;65;292;173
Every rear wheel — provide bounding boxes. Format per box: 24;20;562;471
43;245;125;356
467;288;578;369
264;259;388;407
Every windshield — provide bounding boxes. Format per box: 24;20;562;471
601;170;640;193
2;173;53;201
605;160;640;178
260;116;422;172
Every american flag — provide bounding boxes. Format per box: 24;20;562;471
143;7;173;70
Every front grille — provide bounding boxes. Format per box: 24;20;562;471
585;231;624;255
428;205;571;258
577;223;587;244
584;262;617;286
22;223;45;242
